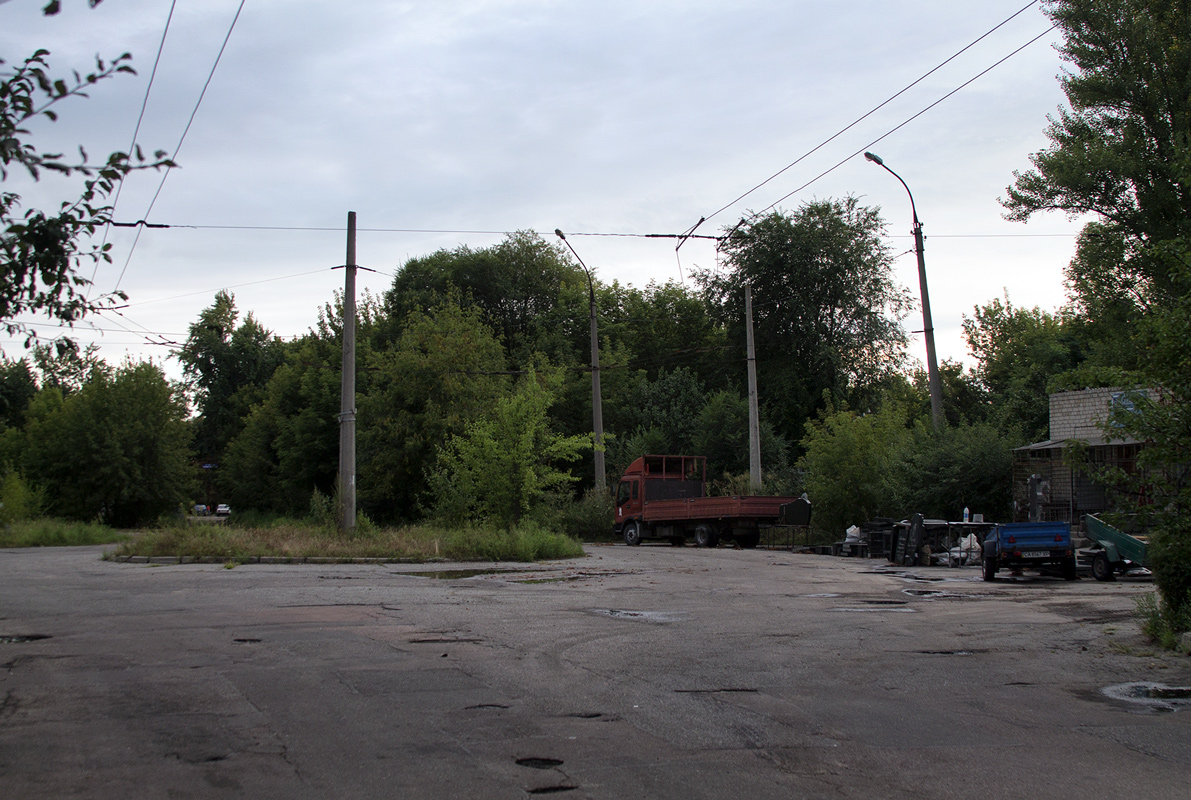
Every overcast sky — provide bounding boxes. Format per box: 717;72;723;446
2;0;1087;378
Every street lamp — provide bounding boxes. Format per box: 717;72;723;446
864;151;944;430
555;229;606;492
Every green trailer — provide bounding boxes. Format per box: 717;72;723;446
1083;514;1150;582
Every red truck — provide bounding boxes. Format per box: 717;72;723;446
613;455;805;548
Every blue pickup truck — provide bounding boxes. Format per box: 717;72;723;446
983;521;1077;581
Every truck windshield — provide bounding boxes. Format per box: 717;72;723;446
616;482;631;505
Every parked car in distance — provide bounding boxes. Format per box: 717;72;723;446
215;504;231;517
193;504;209;516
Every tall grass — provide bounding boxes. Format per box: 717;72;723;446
0;519;128;548
111;519;585;562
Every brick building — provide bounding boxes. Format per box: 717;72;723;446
1011;388;1148;523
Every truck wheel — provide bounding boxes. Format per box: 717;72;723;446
982;559;997;582
623;521;643;546
1092;552;1115;582
694;524;718;548
1063;556;1078;581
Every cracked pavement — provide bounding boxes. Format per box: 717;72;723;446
1;543;1189;798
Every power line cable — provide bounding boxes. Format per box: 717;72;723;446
747;26;1055;224
686;0;1044;243
89;0;178;293
112;0;247;294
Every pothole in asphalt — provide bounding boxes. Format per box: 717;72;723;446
466;703;510;710
827;607;918;613
565;711;603;718
318;575;357;580
232;638;261;644
591;609;683;623
917;649;986;656
516;757;564;769
862;599;908;605
0;635;50;644
527;787;577;795
1101;682;1191;712
396;569;528;579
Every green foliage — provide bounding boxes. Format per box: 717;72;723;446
529;488;616;541
0;518;125;548
384;231;586;366
1135;592;1191;651
443;521;585;561
177;291;289;459
218;295;373;516
1005;0;1191;312
114;520;583;563
0;469;44;525
2;46;173;341
963;295;1085;440
798;401;909;535
0;356;36;428
359;295;509;521
1005;1;1191;618
900;420;1019;521
699;198;911;444
429;370;589;529
22;360;194;527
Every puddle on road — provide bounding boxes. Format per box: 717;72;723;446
827;607;918;613
394;569;528;580
801;592;840;598
1101;682;1191;712
0;634;50;644
591;609;683;623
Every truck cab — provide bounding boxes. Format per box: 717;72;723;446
614;455;706;538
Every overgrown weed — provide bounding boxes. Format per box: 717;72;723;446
1136;592;1191;650
0;518;127;548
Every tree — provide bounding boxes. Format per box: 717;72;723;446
1004;0;1191;314
1003;0;1191;631
0;355;37;429
358;296;509;521
383;231;587;367
962;295;1084;440
429;370;589;528
22;360;193;527
901;421;1017;522
798;401;909;536
218;295;374;515
698;198;912;445
176;291;288;460
2;41;171;342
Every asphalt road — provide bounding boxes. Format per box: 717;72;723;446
1;543;1189;799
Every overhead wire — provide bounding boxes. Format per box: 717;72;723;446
112;0;247;294
749;26;1055;220
688;1;1048;244
89;0;178;293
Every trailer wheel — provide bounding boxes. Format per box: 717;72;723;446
1092;552;1116;582
694;524;718;548
982;559;997;582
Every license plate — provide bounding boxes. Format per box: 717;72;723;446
1022;551;1049;558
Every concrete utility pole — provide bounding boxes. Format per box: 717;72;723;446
555;230;605;493
339;211;357;533
745;286;762;490
864;152;944;430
